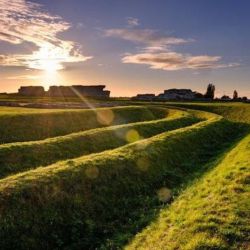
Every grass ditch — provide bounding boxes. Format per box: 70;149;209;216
0;106;166;143
0;111;248;249
0;109;201;178
126;133;250;250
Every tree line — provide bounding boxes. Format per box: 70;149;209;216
203;83;247;101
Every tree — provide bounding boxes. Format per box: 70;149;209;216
221;95;230;100
194;92;204;99
233;90;238;100
204;83;215;99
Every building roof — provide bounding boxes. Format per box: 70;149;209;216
164;88;193;93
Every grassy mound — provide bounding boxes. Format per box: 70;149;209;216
0;106;167;143
0;109;201;178
0;111;247;249
165;102;250;124
126;133;250;250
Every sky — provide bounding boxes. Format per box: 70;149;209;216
0;0;250;97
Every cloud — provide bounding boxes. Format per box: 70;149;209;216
122;52;238;71
6;74;41;80
0;0;92;70
105;25;238;71
105;28;189;46
126;17;139;27
76;22;85;29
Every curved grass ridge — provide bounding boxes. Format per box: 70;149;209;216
0;106;167;143
0;110;246;249
126;133;250;250
0;109;201;178
165;102;250;124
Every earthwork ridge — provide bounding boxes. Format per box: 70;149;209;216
0;104;249;249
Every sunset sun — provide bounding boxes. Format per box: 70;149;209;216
30;46;64;72
41;59;61;73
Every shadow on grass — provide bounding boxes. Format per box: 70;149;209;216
98;123;250;250
0;121;249;250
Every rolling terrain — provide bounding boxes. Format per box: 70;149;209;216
0;103;248;249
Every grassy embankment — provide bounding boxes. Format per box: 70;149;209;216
0;109;247;249
165;102;250;123
0;106;166;143
0;93;130;104
124;102;250;250
126;133;250;250
0;108;201;178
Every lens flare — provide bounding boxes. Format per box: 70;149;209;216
85;166;99;179
126;129;140;143
96;109;115;125
137;156;150;171
157;187;172;202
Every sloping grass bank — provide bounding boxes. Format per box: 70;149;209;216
165;102;250;124
126;133;250;250
0;109;200;178
0;106;166;143
0;112;247;249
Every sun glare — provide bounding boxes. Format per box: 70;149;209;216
29;45;65;87
29;45;65;72
42;60;61;73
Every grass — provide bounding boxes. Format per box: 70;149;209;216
164;102;250;123
0;94;131;104
0;110;247;249
0;102;248;250
126;133;250;250
0;106;166;143
0;106;72;115
0;108;201;178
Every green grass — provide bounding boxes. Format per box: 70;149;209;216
0;102;248;250
0;106;166;143
0;108;201;178
126;133;250;250
0;110;247;249
0;106;72;115
0;94;130;103
165;102;250;123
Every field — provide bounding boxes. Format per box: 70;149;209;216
0;102;249;249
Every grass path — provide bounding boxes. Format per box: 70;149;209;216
126;133;250;250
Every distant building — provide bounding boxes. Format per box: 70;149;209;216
17;85;110;99
18;86;45;96
132;94;155;101
47;85;110;98
157;89;196;100
132;88;204;101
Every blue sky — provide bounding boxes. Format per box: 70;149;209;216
0;0;249;97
